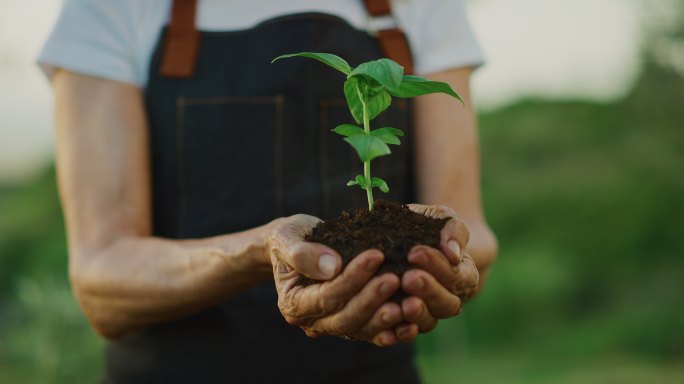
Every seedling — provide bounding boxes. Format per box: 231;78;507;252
272;52;462;210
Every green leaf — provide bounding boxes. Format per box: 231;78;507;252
344;134;391;162
347;174;369;188
375;127;404;136
356;174;369;188
389;75;464;105
343;77;364;124
344;77;392;124
349;58;404;92
371;177;390;193
370;127;404;145
272;52;352;75
333;124;364;137
366;89;392;121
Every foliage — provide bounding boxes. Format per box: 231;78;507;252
0;168;103;383
418;60;684;381
272;52;462;210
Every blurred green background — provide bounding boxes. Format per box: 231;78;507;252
1;2;683;384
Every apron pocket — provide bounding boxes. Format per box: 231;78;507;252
176;95;284;237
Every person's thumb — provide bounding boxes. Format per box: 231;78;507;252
285;243;342;281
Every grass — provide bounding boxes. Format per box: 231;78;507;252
417;351;684;384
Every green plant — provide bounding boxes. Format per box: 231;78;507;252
272;52;462;210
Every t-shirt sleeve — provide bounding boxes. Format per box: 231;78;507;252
37;0;141;86
396;0;485;75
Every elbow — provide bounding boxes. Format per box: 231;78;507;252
86;310;131;340
68;255;132;340
89;316;129;340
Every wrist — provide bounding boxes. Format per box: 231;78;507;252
240;220;278;277
206;221;280;284
253;217;282;272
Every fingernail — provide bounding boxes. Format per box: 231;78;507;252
413;277;424;290
319;254;336;278
381;312;391;323
448;240;461;261
380;282;393;295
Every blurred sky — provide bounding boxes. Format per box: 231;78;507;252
0;0;655;182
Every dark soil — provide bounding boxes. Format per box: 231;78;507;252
304;200;448;300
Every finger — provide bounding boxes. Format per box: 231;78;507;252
440;218;469;265
277;283;325;327
359;302;404;343
283;250;384;324
409;246;479;298
406;203;457;220
395;323;419;343
401;296;438;333
402;269;462;319
279;241;342;281
453;253;480;298
406;204;468;265
312;273;399;336
271;214;343;280
317;249;385;306
371;329;400;347
303;328;322;338
407;245;455;292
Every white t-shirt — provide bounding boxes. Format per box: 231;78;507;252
38;0;485;88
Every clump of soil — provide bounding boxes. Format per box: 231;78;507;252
304;200;448;299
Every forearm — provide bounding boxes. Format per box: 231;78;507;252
70;222;276;338
52;70;277;338
413;67;497;291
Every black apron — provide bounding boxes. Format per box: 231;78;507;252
104;10;419;384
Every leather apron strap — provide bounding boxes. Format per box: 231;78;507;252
160;0;414;78
160;0;200;77
362;0;415;74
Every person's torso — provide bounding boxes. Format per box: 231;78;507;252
103;10;421;384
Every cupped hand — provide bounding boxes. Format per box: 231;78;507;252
392;204;479;343
268;214;405;346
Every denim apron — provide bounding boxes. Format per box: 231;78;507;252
103;9;419;384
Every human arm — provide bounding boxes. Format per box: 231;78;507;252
53;69;281;338
393;67;498;340
54;70;400;343
413;67;498;288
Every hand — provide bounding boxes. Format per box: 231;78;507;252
268;214;405;346
392;204;479;343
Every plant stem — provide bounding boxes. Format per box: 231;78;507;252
356;84;374;211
